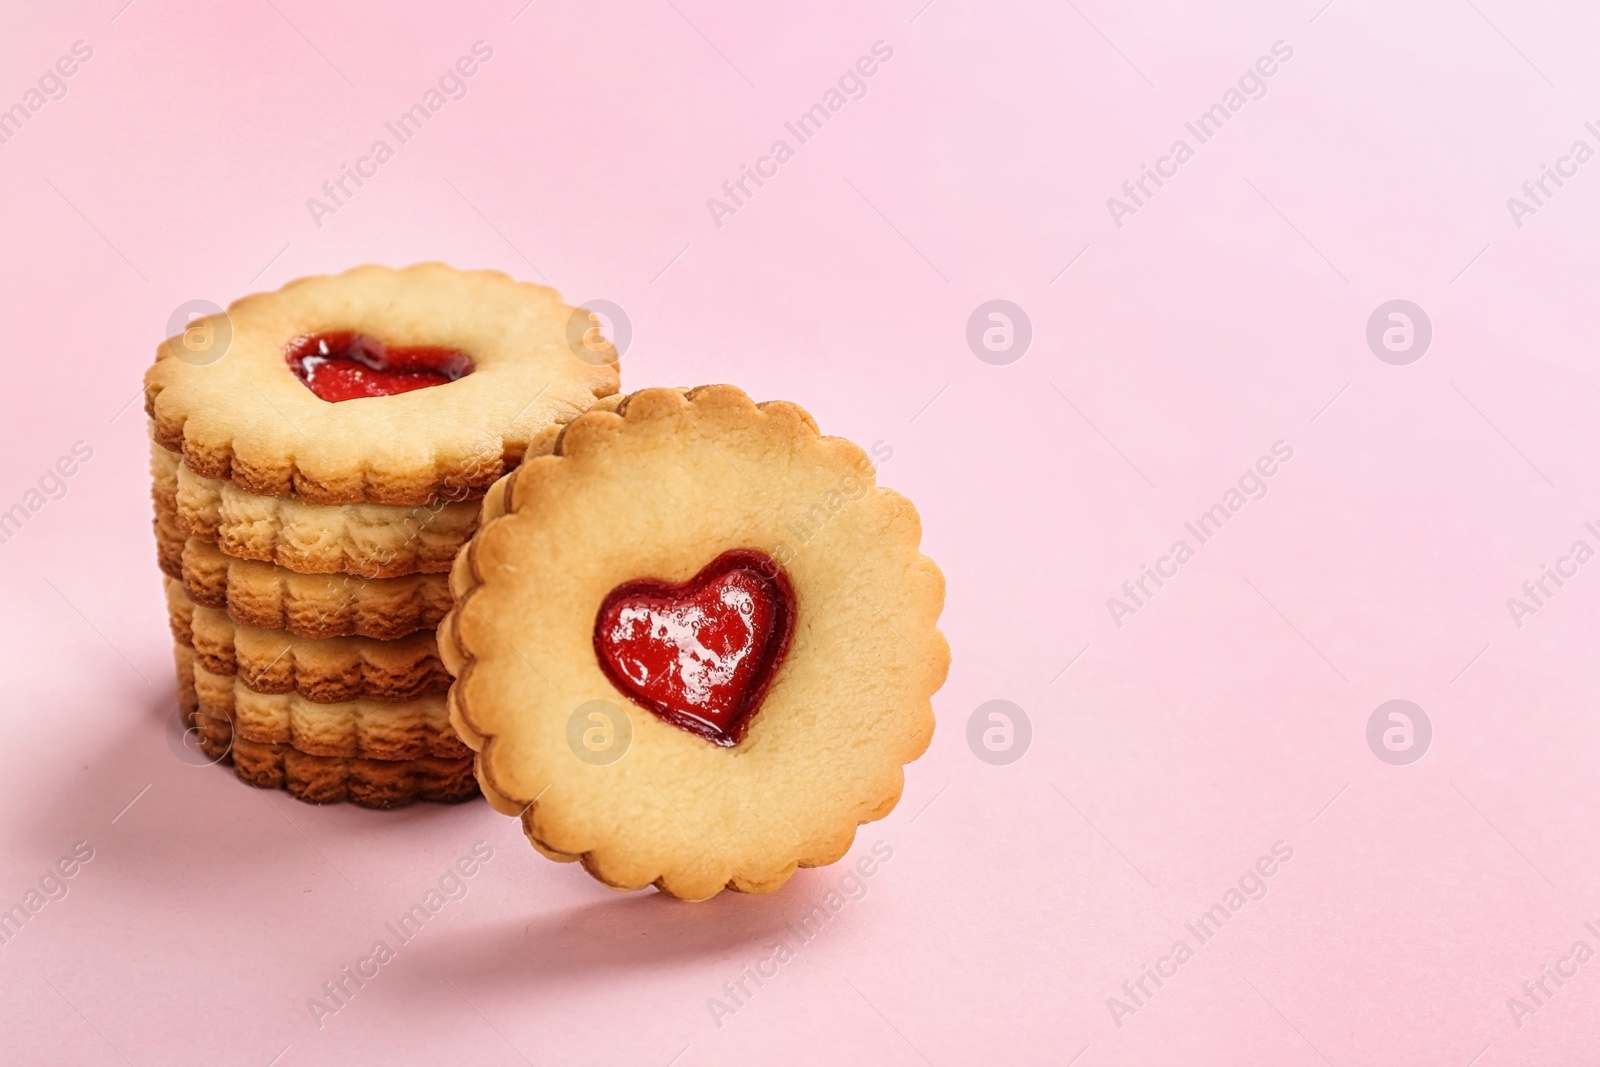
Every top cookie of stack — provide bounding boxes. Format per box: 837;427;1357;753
146;263;619;804
148;263;619;506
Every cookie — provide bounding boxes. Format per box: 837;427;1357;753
166;578;447;702
173;641;200;720
144;263;619;506
181;703;478;808
153;441;183;578
156;437;478;578
191;658;466;760
174;648;473;804
154;494;187;580
442;385;948;900
178;536;451;640
187;701;233;761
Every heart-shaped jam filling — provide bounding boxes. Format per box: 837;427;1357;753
594;550;795;746
286;332;474;403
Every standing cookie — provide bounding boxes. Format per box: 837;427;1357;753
441;385;948;899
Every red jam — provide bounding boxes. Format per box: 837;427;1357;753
594;550;795;746
285;332;473;402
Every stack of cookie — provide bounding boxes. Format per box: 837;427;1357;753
146;264;618;808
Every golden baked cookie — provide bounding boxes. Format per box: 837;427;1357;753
165;578;447;702
153;437;478;578
178;536;451;640
182;703;478;808
442;385;948;900
153;485;187;580
148;393;611;581
191;658;466;760
173;642;201;724
144;263;619;506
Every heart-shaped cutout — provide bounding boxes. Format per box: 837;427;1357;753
594;550;795;746
286;332;474;403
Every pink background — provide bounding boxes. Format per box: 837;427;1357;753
3;0;1599;1063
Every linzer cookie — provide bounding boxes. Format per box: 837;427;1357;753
441;385;948;900
177;537;453;640
181;701;478;808
154;437;479;578
191;660;466;760
150;388;614;581
174;643;476;806
143;262;619;506
165;579;448;703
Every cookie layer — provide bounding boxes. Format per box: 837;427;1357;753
174;641;200;717
144;263;619;506
183;704;478;808
444;385;948;900
156;438;477;577
166;578;447;702
179;536;451;639
192;658;467;760
154;491;187;580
